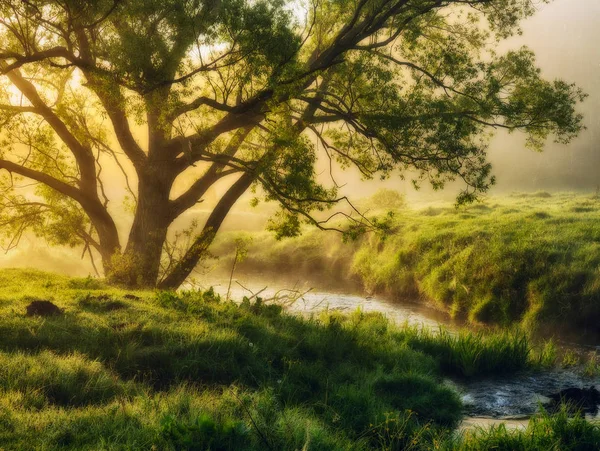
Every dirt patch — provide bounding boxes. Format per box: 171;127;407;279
25;300;63;317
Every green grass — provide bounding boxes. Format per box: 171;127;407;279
452;409;600;451
0;268;586;450
213;192;600;333
0;269;453;449
398;328;533;378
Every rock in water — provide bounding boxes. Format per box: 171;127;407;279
25;300;63;317
545;386;600;415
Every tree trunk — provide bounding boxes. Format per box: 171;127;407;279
93;214;121;272
112;168;173;287
158;172;255;289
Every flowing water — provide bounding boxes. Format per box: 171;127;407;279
196;276;600;430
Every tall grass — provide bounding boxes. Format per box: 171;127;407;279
452;409;600;451
398;327;532;378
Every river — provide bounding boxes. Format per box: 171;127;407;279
195;275;600;430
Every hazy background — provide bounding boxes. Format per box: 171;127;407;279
2;0;599;273
489;0;600;193
326;0;600;201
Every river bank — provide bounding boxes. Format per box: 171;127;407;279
210;192;600;339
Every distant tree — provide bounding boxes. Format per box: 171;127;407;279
368;189;406;211
0;0;586;288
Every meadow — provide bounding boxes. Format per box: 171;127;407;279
212;192;600;335
0;268;597;450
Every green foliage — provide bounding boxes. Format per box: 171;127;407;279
583;352;600;378
561;350;581;369
536;340;558;368
367;189;406;211
398;328;532;378
155;286;221;313
0;0;587;285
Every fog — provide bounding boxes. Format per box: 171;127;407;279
2;0;599;274
488;0;600;193
332;0;600;201
2;5;600;443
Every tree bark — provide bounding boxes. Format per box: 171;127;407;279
87;205;121;271
158;172;255;289
116;167;174;287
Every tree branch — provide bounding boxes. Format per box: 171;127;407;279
0;46;72;73
0;159;84;202
169;127;253;219
159;171;256;289
2;65;100;194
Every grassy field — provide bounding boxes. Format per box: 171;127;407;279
0;268;597;450
212;192;600;334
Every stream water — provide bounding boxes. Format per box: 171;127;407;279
196;276;600;430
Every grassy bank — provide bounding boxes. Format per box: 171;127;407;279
0;268;594;450
213;192;600;333
454;410;600;451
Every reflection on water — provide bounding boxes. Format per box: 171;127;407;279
451;371;600;419
197;277;454;330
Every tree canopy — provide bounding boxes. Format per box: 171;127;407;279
0;0;586;288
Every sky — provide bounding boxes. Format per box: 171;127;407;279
485;0;600;193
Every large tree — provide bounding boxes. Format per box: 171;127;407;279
0;0;585;288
